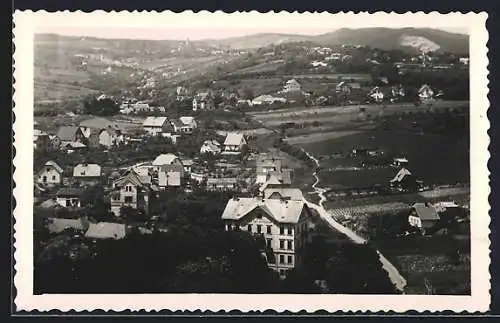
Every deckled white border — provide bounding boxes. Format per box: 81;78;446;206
13;11;490;313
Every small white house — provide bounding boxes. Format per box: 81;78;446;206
223;133;246;154
200;140;222;154
158;164;183;187
37;160;64;187
142;116;171;135
56;187;85;208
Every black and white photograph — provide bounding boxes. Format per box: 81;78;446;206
13;11;490;312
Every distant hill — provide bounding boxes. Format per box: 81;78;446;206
205;33;312;49
205;28;469;54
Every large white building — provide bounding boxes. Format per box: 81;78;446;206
221;195;312;277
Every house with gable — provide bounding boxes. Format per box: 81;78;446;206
368;86;385;103
192;92;215;111
171;116;197;134
110;170;157;217
282;79;302;93
142;116;172;135
158;164;184;188
37;160;64;187
221;196;312;277
33;129;50;151
56;126;87;146
223;133;246;154
55;187;85;208
98;126;124;148
408;202;440;234
73;163;102;186
200;139;222;155
418;84;434;103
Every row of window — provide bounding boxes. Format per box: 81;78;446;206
279;239;294;250
245;224;294;235
278;254;293;265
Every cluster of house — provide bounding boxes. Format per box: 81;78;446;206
119;100;166;114
34;118;125;153
408;201;468;235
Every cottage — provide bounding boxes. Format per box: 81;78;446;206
408;202;440;234
221;197;311;277
110;170;156;217
55;187;85;208
390;85;406;102
258;171;292;192
256;155;283;184
223;133;246;154
368;87;384;103
98;127;124;148
56;126;87;145
251;95;287;106
33;129;50;151
282;79;302;93
152;153;183;168
192;92;215;111
85;222;127;240
158;164;183;187
200;139;222;154
418;84;434;102
176;86;190;101
37;160;64;187
171;116;197;134
206;177;239;191
142;116;171;135
180;158;194;173
73;164;102;186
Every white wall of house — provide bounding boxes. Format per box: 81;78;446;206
56;196;81;208
158;171;181;187
37;167;62;186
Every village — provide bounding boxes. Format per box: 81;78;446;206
33;35;471;294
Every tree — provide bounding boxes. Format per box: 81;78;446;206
83;97;119;116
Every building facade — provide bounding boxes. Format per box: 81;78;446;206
221;197;311;277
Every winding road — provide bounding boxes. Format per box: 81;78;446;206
300;148;408;292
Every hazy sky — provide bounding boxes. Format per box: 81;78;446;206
36;26;469;41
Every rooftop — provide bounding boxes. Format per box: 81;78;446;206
222;197;306;224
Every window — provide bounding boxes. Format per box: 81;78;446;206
80;171;86;176
257;225;262;234
52;175;56;181
279;255;285;264
247;224;252;232
124;196;133;203
267;225;272;234
287;240;293;250
256;212;262;219
280;226;285;235
287;255;293;264
287;227;293;235
280;240;285;249
266;238;272;247
42;176;47;183
65;199;71;207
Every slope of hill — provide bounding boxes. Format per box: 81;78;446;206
312;28;468;54
205;33;312;49
204;28;469;54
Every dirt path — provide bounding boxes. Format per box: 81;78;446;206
301;148;408;292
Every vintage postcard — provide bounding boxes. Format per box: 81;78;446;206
13;11;490;313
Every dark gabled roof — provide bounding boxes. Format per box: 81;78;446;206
413;203;440;221
56;126;80;141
